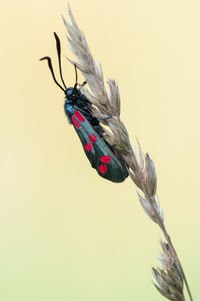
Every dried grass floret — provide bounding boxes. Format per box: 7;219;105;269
153;241;185;301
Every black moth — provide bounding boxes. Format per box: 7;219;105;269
40;33;128;182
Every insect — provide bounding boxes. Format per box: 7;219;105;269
40;33;128;182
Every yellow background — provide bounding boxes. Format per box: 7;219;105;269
0;0;199;300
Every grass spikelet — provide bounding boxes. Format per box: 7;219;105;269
62;6;193;301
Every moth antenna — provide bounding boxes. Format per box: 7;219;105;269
81;81;87;87
40;56;65;92
72;64;78;93
54;32;67;90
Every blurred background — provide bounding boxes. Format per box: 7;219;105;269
0;0;199;300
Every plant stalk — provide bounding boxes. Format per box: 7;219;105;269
158;219;193;301
140;176;193;301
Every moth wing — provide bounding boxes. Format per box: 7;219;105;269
71;110;128;182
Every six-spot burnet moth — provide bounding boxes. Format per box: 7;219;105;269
40;33;128;182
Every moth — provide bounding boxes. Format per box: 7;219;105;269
40;33;128;182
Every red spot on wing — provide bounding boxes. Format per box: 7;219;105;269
85;143;93;151
74;110;85;122
100;155;111;164
89;134;97;143
72;115;81;128
114;151;118;157
99;164;108;175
